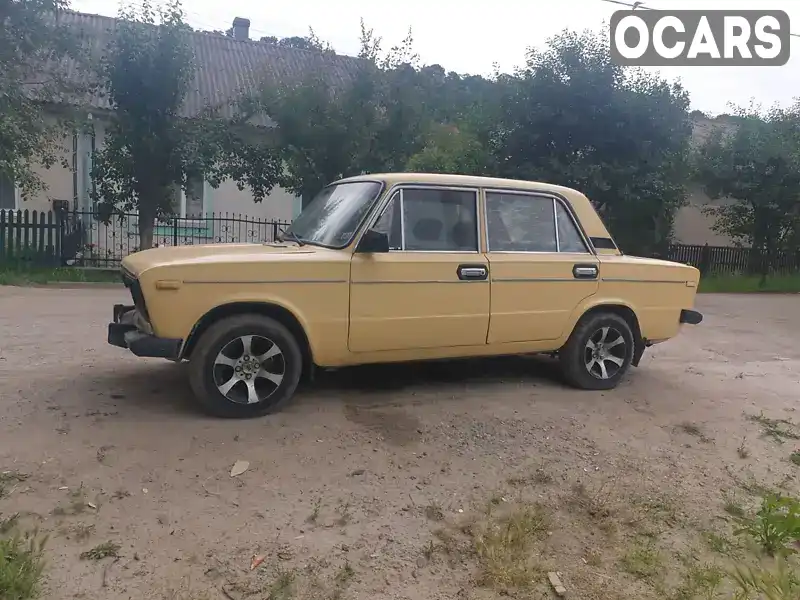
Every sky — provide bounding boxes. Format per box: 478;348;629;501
70;0;800;116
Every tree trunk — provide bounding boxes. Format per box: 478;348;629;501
138;210;155;251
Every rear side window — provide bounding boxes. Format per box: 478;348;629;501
486;191;590;253
555;201;589;253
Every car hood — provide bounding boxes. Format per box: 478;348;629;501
121;242;321;276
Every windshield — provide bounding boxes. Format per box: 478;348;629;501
284;181;383;248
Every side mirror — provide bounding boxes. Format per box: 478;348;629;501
356;228;390;253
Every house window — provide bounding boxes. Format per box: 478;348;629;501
185;175;204;218
168;174;207;219
0;173;18;211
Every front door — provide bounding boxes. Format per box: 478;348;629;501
349;186;490;353
485;190;599;344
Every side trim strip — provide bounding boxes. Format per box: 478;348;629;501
182;279;348;284
492;277;580;283
601;278;686;284
352;279;488;284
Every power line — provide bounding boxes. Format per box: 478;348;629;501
599;0;800;38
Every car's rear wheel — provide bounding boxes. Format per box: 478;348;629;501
560;312;634;390
188;314;303;418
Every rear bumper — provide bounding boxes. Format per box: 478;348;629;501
680;309;703;325
108;304;182;360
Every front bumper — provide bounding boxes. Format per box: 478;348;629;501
679;309;703;325
108;304;182;360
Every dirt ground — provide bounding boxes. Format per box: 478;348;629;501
0;285;799;600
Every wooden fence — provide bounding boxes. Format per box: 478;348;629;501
666;244;800;276
0;209;80;267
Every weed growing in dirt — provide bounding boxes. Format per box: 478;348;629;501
61;523;94;542
790;452;800;467
331;562;354;599
424;502;444;522
0;514;20;535
0;532;47;600
734;494;800;557
619;539;663;580
471;503;549;591
507;467;554;487
335;501;351;527
80;541;120;561
306;497;322;525
0;471;28;499
266;569;295;600
668;563;725;600
702;531;739;558
747;412;800;444
677;422;714;444
730;557;800;599
738;438;750;459
570;479;618;520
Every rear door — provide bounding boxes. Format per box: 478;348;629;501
485;190;599;344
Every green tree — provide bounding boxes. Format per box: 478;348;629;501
406;124;492;175
695;104;800;283
492;29;692;256
0;0;87;199
91;0;282;249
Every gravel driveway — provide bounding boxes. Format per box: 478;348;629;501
0;285;798;599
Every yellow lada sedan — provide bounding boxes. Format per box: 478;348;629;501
108;173;703;418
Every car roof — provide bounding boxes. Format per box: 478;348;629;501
336;172;583;197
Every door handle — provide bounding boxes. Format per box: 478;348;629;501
573;263;599;280
457;264;489;281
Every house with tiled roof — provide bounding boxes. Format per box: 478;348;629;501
1;11;363;235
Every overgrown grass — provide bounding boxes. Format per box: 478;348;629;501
0;265;120;286
0;532;47;600
699;274;800;294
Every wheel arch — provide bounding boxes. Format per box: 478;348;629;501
569;301;645;366
180;302;314;377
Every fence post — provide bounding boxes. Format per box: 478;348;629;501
172;219;178;247
272;221;278;241
699;244;711;275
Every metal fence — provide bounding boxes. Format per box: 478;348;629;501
3;208;799;275
1;209;291;268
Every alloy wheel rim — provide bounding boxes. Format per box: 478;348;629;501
583;326;627;380
212;335;285;404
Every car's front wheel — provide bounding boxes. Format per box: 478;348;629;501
559;312;634;390
188;314;303;418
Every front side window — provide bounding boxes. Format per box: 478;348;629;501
372;187;479;252
286;181;383;248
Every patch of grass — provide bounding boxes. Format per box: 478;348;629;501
702;531;739;557
730;556;800;599
676;422;713;444
723;497;747;519
790;452;800;467
698;274;800;294
266;569;295;600
619;539;664;581
80;541;120;561
471;503;549;591
0;471;28;499
669;563;726;600
747;412;800;444
0;532;47;600
0;266;121;286
333;561;354;587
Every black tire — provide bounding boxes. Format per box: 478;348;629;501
560;312;635;390
188;314;303;418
